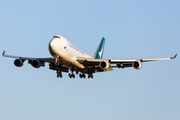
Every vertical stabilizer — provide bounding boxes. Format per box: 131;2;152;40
93;37;105;59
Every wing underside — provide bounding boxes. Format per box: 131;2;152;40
77;54;177;72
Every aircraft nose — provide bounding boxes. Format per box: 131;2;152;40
49;39;58;56
49;39;55;47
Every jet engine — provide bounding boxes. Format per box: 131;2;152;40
14;59;24;67
99;61;109;69
132;60;142;70
31;60;41;68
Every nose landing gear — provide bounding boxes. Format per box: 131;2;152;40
57;71;62;78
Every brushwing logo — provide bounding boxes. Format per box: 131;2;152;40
94;37;105;59
98;47;103;58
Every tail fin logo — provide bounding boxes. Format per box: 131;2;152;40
94;37;105;59
98;47;103;58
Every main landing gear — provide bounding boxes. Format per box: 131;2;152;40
56;69;94;79
88;74;93;79
79;74;86;78
69;73;75;78
68;70;75;78
79;74;93;79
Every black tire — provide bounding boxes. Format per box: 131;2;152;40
69;73;71;78
79;74;82;78
57;74;60;78
91;75;93;79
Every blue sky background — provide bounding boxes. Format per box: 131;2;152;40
0;0;180;120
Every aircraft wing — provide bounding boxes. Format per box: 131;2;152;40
77;54;177;70
2;51;55;63
110;54;177;63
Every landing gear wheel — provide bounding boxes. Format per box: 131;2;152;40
72;74;75;78
57;74;60;78
60;74;62;78
91;75;93;79
79;74;82;78
79;74;86;78
83;74;86;78
69;73;72;78
56;70;63;78
88;74;93;79
57;74;62;78
69;73;75;78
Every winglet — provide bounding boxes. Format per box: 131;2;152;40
2;51;5;56
171;54;177;59
174;54;177;59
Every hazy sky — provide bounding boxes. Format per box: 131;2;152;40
0;0;179;120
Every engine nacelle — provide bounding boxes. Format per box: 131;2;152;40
132;60;142;70
99;61;109;69
31;60;41;68
14;59;24;67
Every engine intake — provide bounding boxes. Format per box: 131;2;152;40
99;61;109;69
14;59;24;67
132;60;142;70
31;60;41;68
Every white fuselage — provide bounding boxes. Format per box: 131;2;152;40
48;35;92;69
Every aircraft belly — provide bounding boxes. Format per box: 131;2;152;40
61;60;85;70
57;54;85;70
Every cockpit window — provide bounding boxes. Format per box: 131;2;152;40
53;36;61;39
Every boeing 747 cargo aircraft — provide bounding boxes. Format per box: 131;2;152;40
2;35;177;79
